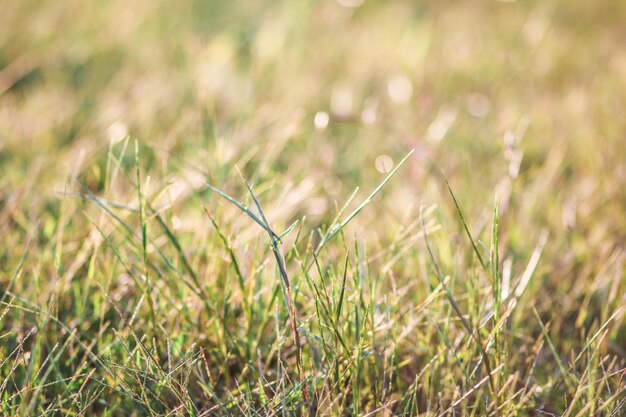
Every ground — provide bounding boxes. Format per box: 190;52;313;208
1;0;626;415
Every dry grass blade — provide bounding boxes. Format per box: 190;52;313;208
438;364;504;416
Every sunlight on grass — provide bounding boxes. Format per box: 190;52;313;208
1;0;625;415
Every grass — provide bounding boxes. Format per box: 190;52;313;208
1;0;626;415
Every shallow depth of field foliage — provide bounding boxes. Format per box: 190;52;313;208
1;0;626;415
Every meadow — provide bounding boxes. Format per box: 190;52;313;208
1;0;626;415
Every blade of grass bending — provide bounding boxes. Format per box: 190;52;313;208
316;149;415;254
77;181;139;240
278;219;300;240
206;176;308;404
203;182;278;239
444;176;488;273
323;187;360;241
239;176;308;403
240;178;291;303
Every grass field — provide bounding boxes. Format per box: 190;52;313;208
1;0;626;415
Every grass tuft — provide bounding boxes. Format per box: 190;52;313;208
1;0;626;415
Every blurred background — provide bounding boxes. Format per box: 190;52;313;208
2;0;625;271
